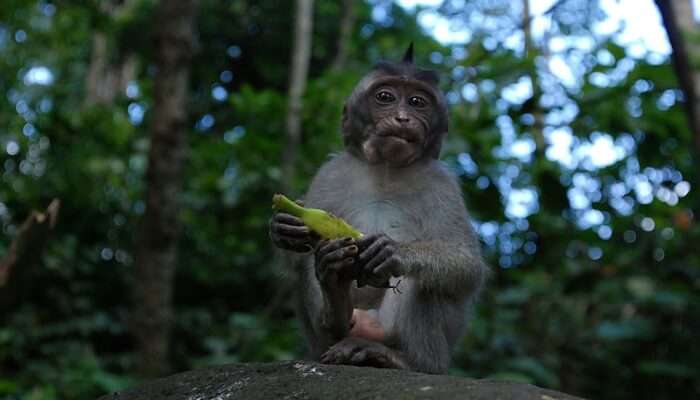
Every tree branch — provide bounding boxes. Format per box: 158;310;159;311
0;199;60;287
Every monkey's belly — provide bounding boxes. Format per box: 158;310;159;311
346;200;420;242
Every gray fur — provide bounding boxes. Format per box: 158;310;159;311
293;153;487;373
272;58;487;373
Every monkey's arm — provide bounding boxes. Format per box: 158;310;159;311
357;226;486;299
357;173;488;299
398;237;487;297
298;238;359;357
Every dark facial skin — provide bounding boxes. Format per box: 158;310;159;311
360;78;438;167
270;56;487;374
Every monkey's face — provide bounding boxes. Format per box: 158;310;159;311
360;78;438;167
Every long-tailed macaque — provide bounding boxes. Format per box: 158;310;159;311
270;45;487;374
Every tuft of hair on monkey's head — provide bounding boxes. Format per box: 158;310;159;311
342;43;449;165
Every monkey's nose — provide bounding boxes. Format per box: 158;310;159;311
395;116;410;124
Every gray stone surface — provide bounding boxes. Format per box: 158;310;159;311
98;361;585;400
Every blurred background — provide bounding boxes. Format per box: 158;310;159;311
1;0;699;398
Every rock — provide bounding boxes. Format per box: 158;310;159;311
98;361;584;400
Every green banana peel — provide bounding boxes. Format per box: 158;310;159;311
272;194;363;239
273;194;395;289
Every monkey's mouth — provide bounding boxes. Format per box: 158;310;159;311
376;131;418;144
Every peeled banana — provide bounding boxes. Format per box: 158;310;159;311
272;194;363;239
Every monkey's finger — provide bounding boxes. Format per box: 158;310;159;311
272;233;309;251
326;256;357;272
320;352;338;364
357;234;381;249
317;237;355;258
323;245;358;264
314;239;329;256
274;213;306;226
321;346;348;364
349;349;369;365
273;222;311;238
372;255;400;277
336;342;357;361
319;350;331;363
358;236;388;263
363;246;394;272
359;236;392;264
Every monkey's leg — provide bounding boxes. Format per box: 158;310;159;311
388;284;462;374
348;309;385;342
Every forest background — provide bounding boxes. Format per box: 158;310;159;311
1;0;699;399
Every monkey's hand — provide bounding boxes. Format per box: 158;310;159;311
314;238;359;288
269;202;318;252
320;337;409;370
356;234;404;288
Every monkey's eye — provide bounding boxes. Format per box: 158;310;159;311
408;96;427;108
375;91;396;103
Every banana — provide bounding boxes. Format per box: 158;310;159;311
272;194;396;289
272;194;363;239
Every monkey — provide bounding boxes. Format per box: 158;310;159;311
269;44;488;374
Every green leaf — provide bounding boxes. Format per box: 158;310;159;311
595;318;654;341
638;361;698;378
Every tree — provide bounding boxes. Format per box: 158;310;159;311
282;0;314;193
331;0;356;71
131;0;197;378
655;0;700;212
84;0;138;106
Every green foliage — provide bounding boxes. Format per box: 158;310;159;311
1;0;699;399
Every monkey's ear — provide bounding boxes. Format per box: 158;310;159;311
402;42;414;64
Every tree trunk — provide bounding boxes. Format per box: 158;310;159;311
131;0;196;378
281;0;314;193
655;0;700;140
84;1;137;105
331;0;355;71
655;0;700;213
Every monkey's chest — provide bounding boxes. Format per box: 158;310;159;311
344;200;420;242
345;200;417;312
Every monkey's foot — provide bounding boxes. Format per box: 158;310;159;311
320;337;407;370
